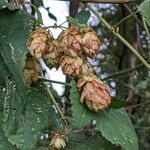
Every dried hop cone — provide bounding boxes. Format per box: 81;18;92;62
60;56;93;77
23;57;41;85
27;28;52;59
58;26;100;58
77;74;111;112
50;133;69;150
43;40;63;69
58;26;83;57
81;27;100;58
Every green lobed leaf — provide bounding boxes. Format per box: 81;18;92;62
2;78;51;150
0;0;19;10
75;9;91;24
70;80;139;150
0;9;33;87
138;0;150;26
66;132;115;150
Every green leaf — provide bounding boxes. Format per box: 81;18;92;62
70;80;138;150
67;16;87;28
2;78;51;150
0;112;18;150
110;97;125;109
0;9;33;87
66;132;115;150
0;128;18;150
138;0;150;26
0;0;19;10
75;9;91;24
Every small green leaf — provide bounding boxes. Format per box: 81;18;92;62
67;16;86;28
0;0;19;10
138;0;150;26
75;9;90;24
70;79;138;150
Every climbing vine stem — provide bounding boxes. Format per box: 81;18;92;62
85;3;150;70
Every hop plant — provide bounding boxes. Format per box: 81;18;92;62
77;74;111;112
43;40;63;69
58;26;83;57
58;26;100;58
27;28;52;58
23;57;41;85
50;133;69;150
60;56;93;77
81;27;100;58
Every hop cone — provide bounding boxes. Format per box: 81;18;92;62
43;40;63;69
23;57;41;85
27;28;52;58
50;133;69;150
77;74;111;112
60;56;93;77
58;26;83;57
58;26;100;58
82;27;100;58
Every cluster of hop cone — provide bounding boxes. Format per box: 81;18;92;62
24;26;112;112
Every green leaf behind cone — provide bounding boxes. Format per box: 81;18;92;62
70;79;139;150
75;9;91;24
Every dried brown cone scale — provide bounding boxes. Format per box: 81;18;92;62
23;57;41;85
60;56;93;78
77;74;111;112
27;28;52;59
58;26;83;57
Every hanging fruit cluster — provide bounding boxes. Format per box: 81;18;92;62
25;26;112;112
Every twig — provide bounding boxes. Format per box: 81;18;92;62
113;11;137;28
102;63;144;81
38;77;71;87
85;4;150;70
82;0;137;3
39;62;68;125
135;126;150;130
126;100;150;110
46;86;68;124
142;17;150;36
124;4;143;27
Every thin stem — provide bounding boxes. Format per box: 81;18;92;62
39;61;68;125
85;4;150;70
142;17;150;36
102;63;144;81
126;100;150;110
113;11;137;28
38;77;71;87
46;86;68;124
